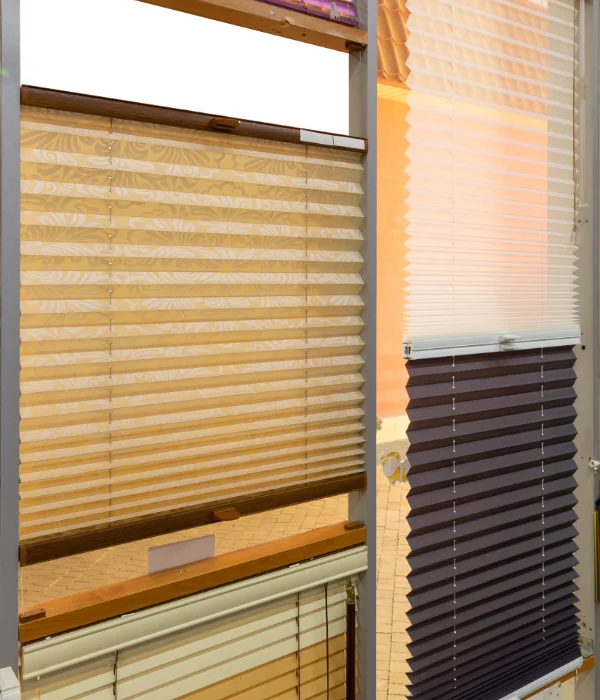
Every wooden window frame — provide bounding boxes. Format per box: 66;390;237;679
137;0;367;52
21;85;367;152
19;522;366;643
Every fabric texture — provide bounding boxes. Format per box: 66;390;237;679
405;347;580;700
403;0;578;354
19;105;366;542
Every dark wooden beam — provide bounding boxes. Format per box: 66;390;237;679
19;522;366;643
21;85;367;152
19;472;366;566
137;0;367;52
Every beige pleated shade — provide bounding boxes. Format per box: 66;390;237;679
21;579;351;700
404;0;579;358
19;105;365;542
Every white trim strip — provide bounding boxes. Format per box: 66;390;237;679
298;131;365;152
20;546;367;681
333;135;366;150
403;328;581;359
299;129;334;146
497;656;583;700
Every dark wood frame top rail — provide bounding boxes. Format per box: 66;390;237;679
137;0;367;52
19;521;366;644
21;85;368;152
19;473;366;566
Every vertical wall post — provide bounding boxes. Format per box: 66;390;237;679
574;0;598;697
592;0;600;693
348;1;376;699
0;0;21;675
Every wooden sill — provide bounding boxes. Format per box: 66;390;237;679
19;472;366;566
137;0;367;52
19;521;366;644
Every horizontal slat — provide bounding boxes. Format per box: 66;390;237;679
408;509;577;574
408;552;578;625
411;641;580;700
408;606;579;678
406;345;576;380
408;611;578;676
407;475;577;538
410;634;579;697
408;593;577;658
428;644;581;700
408;459;576;513
182;640;347;700
21;392;365;446
20;224;365;247
408;525;577;593
409;577;578;645
114;588;347;699
21;418;364;472
20;407;364;458
407;444;577;492
21;454;365;535
407;367;575;405
22;638;347;700
407;386;577;428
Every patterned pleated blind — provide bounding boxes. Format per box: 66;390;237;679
19;105;365;543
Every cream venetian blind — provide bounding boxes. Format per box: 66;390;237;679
21;553;362;700
19;104;365;543
22;585;349;699
403;0;579;358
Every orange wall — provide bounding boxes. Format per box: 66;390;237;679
377;96;409;419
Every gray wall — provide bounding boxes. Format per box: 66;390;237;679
348;0;377;698
574;0;599;697
0;0;21;675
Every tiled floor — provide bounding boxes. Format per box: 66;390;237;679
19;495;351;606
19;439;410;700
376;455;411;699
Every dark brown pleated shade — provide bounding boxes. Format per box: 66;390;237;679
405;347;580;700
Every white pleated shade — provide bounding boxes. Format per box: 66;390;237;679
19;106;366;541
403;0;579;357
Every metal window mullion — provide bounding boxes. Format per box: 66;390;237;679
0;0;21;676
